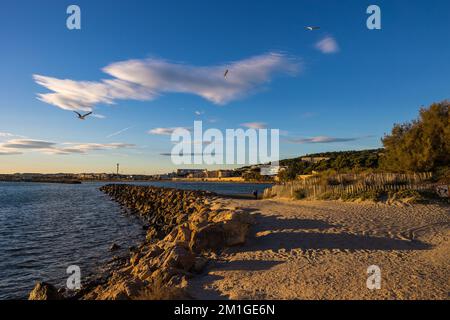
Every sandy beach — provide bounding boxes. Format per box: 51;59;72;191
187;199;450;300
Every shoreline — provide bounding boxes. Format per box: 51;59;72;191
0;179;274;185
28;185;449;300
29;184;255;300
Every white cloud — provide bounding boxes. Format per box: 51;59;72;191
195;110;204;116
33;75;153;112
34;53;300;111
0;132;14;138
315;36;339;54
285;136;360;144
148;127;191;136
241;122;268;129
0;149;22;155
0;138;134;155
45;143;135;155
1;139;56;149
0;132;26;139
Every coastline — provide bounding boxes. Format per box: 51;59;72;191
28;185;449;300
0;178;274;185
30;184;255;300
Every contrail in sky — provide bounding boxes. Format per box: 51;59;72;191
106;126;134;138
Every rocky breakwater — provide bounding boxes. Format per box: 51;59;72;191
30;184;253;300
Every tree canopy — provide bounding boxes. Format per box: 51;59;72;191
381;101;449;172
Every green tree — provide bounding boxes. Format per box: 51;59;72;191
381;101;449;172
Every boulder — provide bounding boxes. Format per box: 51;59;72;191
193;256;208;273
190;211;253;252
189;224;226;252
110;243;120;251
162;245;195;271
29;282;63;300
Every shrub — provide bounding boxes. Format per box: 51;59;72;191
317;192;340;200
136;281;188;300
388;189;432;204
382;101;449;172
294;189;307;200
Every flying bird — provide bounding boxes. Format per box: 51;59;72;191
305;26;320;31
224;69;229;78
74;111;92;120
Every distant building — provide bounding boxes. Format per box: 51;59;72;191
260;165;281;176
187;171;207;178
176;169;207;177
300;157;330;163
217;170;237;178
206;170;237;178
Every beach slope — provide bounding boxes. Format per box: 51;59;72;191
187;199;450;300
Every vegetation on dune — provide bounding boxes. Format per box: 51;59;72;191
381;101;449;177
278;149;382;182
316;189;437;204
264;101;449;203
277;101;449;182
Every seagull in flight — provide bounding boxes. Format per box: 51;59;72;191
305;26;320;31
224;69;229;78
74;111;92;120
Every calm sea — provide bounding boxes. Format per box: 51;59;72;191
0;181;272;299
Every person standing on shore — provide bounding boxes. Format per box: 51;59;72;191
253;190;258;200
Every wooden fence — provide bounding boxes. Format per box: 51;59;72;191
264;172;435;199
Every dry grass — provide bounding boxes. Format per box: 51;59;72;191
134;279;190;300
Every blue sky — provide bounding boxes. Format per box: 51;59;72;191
0;0;449;174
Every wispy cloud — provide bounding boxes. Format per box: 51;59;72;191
315;36;339;54
106;126;133;138
285;136;362;144
92;114;106;119
0;138;135;155
34;53;300;111
241;122;268;129
45;143;135;155
195;110;205;116
0;149;22;155
148;127;191;136
160;152;220;157
0;132;26;139
1;139;56;149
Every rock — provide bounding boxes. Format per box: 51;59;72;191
174;224;192;246
212;210;253;246
167;274;188;288
110;243;120;251
29;282;63;300
190;211;253;252
81;185;253;300
211;210;254;224
193;257;208;273
162;245;195;271
221;220;252;246
190;224;226;252
142;244;163;261
130;252;141;266
146;229;159;241
163;227;179;243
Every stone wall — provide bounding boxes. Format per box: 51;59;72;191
29;184;253;300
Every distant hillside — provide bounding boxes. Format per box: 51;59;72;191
278;149;384;180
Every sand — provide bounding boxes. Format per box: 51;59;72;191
186;199;450;300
